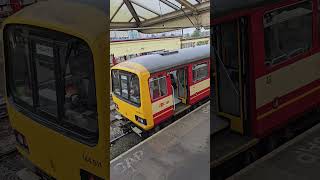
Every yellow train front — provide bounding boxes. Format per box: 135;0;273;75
111;45;210;135
3;1;109;179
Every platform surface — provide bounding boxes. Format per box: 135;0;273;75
229;122;320;180
110;102;210;180
211;130;257;168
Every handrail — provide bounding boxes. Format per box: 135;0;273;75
213;46;240;96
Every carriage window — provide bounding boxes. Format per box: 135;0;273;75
264;1;312;66
193;63;208;82
111;70;140;106
150;76;167;100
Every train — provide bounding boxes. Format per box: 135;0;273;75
111;45;210;136
3;1;109;179
212;0;320;178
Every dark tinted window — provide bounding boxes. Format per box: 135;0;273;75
5;25;98;144
264;1;312;66
112;70;140;106
193;63;208;82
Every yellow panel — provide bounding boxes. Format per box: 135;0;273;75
111;63;155;130
190;78;210;96
218;112;243;134
3;2;109;179
152;96;174;114
256;52;320;108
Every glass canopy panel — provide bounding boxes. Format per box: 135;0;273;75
112;4;133;22
110;1;124;19
132;4;158;20
132;0;175;14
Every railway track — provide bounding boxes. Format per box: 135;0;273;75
110;97;210;145
0;149;17;162
0;96;8;120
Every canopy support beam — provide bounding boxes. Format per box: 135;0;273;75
159;0;180;10
130;0;160;16
174;0;197;12
123;0;141;26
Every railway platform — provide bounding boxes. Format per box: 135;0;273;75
110;102;210;180
229;121;320;180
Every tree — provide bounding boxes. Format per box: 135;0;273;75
191;29;201;37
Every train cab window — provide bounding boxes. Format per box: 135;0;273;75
61;42;98;134
150;76;167;100
35;42;58;117
7;29;33;107
120;75;129;99
111;70;141;106
193;63;208;82
129;76;140;104
112;70;121;95
264;1;312;66
5;25;98;144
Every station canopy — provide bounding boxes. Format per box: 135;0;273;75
110;0;210;33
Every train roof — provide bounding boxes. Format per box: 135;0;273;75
119;45;210;74
3;0;107;45
213;0;283;18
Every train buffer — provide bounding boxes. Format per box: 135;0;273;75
110;102;210;180
228;122;320;180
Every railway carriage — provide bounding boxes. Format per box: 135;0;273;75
111;45;210;135
212;1;320;178
213;0;320;137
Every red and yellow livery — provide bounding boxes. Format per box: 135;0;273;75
111;45;210;133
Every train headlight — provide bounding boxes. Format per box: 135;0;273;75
14;130;29;150
135;116;147;125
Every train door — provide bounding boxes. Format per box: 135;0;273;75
213;17;249;134
168;67;188;112
177;67;187;104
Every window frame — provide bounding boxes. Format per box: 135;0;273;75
192;62;209;83
149;76;168;102
111;69;141;107
263;0;313;67
4;24;99;146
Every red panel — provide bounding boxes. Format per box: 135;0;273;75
153;106;174;125
189;87;210;105
256;80;320;118
187;59;210;104
253;86;320;137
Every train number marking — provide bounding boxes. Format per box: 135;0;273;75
293;137;320;164
114;150;144;174
82;153;103;168
266;75;272;85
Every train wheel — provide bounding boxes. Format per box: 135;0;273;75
141;131;150;139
